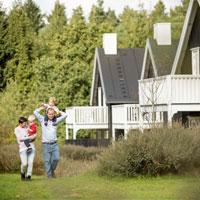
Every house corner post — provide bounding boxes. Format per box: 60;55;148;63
108;104;113;140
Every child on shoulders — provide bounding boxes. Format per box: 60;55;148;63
42;97;60;126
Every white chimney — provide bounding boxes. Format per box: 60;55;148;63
103;33;117;55
190;47;200;75
154;23;171;45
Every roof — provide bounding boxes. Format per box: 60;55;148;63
90;48;145;105
149;38;179;76
172;0;200;74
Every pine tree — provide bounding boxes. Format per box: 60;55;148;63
89;0;106;24
105;8;119;27
23;0;44;34
0;3;8;90
4;1;36;95
47;0;67;33
150;0;168;23
169;0;189;39
117;6;149;48
149;0;168;37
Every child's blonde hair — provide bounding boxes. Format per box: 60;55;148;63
28;114;35;122
49;97;56;103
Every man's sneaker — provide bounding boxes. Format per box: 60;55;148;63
44;121;48;126
21;173;25;181
26;176;31;181
27;148;32;152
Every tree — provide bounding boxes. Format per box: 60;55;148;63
132;4;150;48
47;0;67;33
4;1;36;95
150;0;168;23
117;5;149;48
89;0;106;24
105;8;119;27
169;0;189;39
0;3;8;90
23;0;44;34
149;0;168;37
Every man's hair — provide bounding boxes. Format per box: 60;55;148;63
47;108;55;113
49;97;56;102
19;117;27;124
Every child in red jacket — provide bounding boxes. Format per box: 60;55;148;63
24;115;37;152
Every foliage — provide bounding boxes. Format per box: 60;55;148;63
47;0;67;34
97;125;200;177
0;3;8;89
4;1;37;96
0;80;41;144
23;0;44;34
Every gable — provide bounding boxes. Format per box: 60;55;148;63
180;7;200;74
172;0;200;74
90;48;145;105
141;39;179;79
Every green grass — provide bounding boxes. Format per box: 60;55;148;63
1;172;200;200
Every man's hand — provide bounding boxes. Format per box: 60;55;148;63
38;106;45;111
58;111;63;115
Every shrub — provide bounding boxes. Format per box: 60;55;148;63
97;125;200;177
0;143;102;177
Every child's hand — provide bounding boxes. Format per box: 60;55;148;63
56;111;60;115
29;136;35;140
41;105;46;109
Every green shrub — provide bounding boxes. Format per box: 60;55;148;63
97;125;200;177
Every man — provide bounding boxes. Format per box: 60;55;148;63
34;106;67;178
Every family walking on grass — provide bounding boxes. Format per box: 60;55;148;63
14;97;68;181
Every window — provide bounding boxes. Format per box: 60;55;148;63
191;47;200;75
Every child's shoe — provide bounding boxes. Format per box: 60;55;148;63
27;148;32;152
44;121;48;126
52;122;57;126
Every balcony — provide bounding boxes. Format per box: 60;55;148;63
65;104;141;139
139;75;200;106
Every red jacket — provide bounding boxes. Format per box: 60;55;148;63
28;123;37;136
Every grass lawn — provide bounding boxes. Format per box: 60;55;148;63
1;172;200;200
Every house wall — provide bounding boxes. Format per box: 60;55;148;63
181;8;200;74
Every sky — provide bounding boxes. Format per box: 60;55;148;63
1;0;182;18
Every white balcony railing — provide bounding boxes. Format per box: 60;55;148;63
66;105;140;126
66;106;108;125
139;75;200;106
112;104;140;124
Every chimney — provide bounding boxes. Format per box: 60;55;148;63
154;23;171;45
103;33;117;55
190;47;200;75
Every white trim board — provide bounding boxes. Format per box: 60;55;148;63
141;39;158;80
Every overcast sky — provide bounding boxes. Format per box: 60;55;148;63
1;0;182;18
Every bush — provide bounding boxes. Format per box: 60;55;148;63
0;80;42;144
0;143;102;177
97;125;200;177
